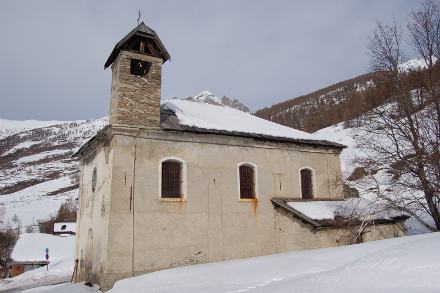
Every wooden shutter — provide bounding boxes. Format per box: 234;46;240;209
162;161;182;198
301;169;313;199
239;165;255;199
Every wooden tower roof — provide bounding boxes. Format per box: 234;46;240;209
104;22;170;69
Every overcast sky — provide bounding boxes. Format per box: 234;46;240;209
0;0;422;121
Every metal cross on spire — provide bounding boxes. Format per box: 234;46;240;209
137;10;141;25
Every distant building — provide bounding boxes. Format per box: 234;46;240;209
53;222;76;235
74;22;408;291
10;260;47;278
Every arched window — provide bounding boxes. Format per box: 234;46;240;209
300;168;314;199
161;160;183;198
239;163;256;199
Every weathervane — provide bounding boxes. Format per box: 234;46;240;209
137;10;141;25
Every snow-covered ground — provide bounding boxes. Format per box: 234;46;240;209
23;283;101;293
108;232;439;293
0;233;75;291
18;232;440;293
11;233;75;262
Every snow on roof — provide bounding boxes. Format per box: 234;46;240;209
11;233;75;263
75;100;343;158
287;198;407;222
288;201;341;220
53;222;76;233
162;99;330;142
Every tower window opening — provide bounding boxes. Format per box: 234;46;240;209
130;59;151;76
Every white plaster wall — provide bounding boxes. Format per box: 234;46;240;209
362;222;405;242
76;141;113;284
275;207;406;252
96;130;345;289
77;128;367;290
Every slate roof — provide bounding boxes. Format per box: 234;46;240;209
74;101;346;158
160;100;346;149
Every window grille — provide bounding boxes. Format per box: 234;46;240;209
162;161;182;198
300;169;313;199
239;165;255;199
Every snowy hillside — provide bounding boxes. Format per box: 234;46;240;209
255;58;432;133
0;119;64;139
255;72;377;132
399;57;437;72
0;118;108;226
314;122;357;176
314;120;432;234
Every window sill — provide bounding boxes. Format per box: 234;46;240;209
160;197;186;202
238;198;259;202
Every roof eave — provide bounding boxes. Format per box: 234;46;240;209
160;125;346;150
104;23;170;69
271;198;324;228
72;125;111;158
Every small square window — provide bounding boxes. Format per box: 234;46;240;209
130;59;151;76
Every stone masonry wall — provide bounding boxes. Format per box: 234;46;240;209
109;50;162;128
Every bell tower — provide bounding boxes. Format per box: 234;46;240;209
104;22;170;128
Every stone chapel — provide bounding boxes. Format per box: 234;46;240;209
74;22;408;291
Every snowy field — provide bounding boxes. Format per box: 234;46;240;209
10;232;439;293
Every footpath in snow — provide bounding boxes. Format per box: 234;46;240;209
13;232;440;293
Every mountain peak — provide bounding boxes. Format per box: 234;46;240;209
183;91;250;112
